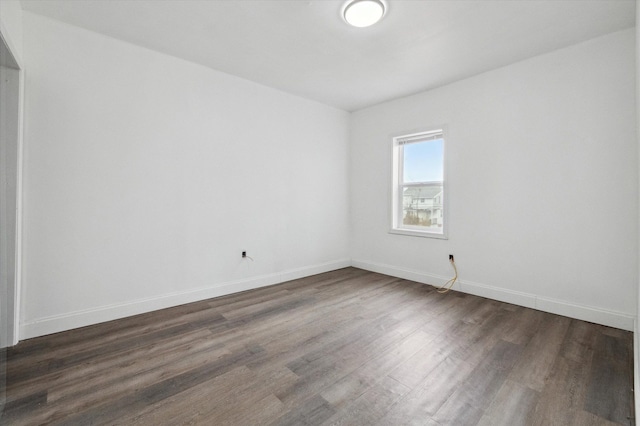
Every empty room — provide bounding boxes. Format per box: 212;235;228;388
0;0;639;424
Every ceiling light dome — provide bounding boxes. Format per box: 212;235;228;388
343;0;386;28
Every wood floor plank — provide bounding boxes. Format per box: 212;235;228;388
7;300;213;365
54;348;265;425
506;315;572;392
558;319;599;363
8;321;199;383
447;305;517;367
269;395;336;426
275;307;427;410
1;390;47;420
572;410;629;426
499;306;546;346
431;398;486;426
3;267;633;425
118;366;257;425
528;355;593;426
320;376;409;426
6;328;217;403
376;355;475;424
476;380;540;426
6;342;233;425
388;297;505;390
431;339;524;425
583;333;633;424
320;330;436;411
120;364;296;426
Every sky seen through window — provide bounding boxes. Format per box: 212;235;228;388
403;139;444;183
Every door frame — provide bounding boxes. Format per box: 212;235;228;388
0;20;24;347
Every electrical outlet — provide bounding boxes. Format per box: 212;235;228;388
242;251;247;258
449;254;454;262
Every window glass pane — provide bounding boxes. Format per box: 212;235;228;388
403;139;443;183
402;184;444;230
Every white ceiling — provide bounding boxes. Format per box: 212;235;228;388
21;0;636;111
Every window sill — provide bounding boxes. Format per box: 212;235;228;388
389;228;448;239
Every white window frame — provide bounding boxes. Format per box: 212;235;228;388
390;127;448;239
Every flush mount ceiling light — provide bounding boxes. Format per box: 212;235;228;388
343;0;386;28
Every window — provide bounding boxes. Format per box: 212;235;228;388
391;128;447;238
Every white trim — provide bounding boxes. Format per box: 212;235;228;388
396;129;443;145
18;258;637;340
390;126;449;240
20;259;351;340
12;66;23;346
0;22;23;346
352;259;635;331
389;228;447;240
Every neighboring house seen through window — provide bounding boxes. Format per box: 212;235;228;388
391;128;447;239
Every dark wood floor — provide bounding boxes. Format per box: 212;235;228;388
2;268;634;425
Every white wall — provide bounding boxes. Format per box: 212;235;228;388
350;28;638;330
16;9;638;339
0;0;23;65
20;12;350;338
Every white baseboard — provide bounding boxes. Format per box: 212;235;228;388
19;258;635;340
20;259;351;340
352;259;635;331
